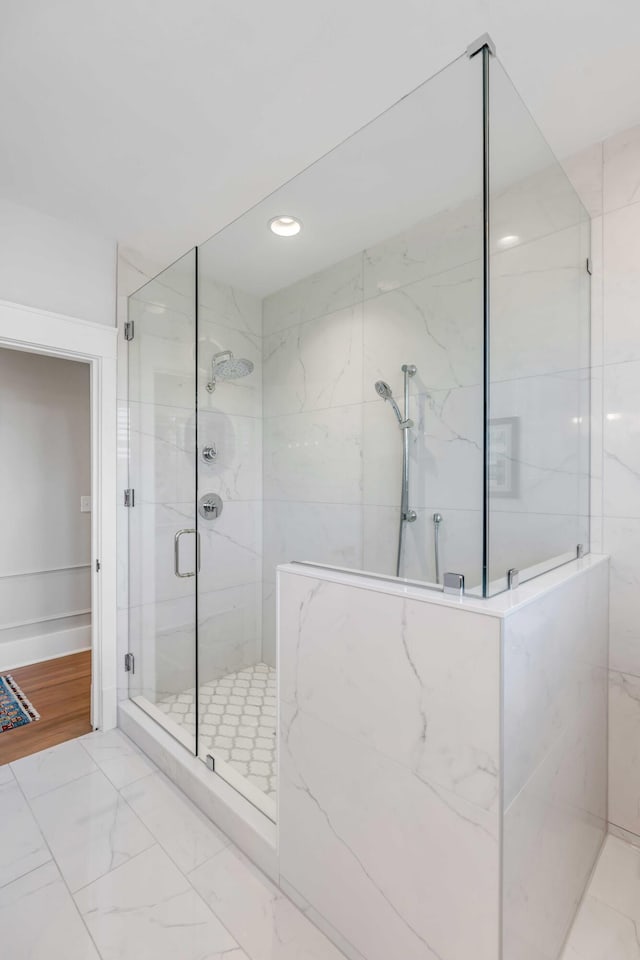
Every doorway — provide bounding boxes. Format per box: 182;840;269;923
0;348;92;762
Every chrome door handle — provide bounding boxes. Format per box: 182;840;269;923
174;529;201;578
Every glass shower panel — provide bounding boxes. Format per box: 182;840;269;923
194;51;484;814
486;58;591;595
127;250;198;752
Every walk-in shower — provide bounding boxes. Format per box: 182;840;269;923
126;37;590;832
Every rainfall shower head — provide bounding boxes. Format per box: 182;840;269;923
207;350;254;393
374;380;412;429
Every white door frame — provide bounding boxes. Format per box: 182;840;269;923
0;299;118;730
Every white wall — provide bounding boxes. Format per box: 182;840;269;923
0;198;116;326
566;123;640;842
0;348;91;668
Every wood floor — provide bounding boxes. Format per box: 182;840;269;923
0;650;92;765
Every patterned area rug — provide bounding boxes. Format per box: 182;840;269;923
0;675;40;732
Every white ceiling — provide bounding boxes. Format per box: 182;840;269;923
1;0;639;268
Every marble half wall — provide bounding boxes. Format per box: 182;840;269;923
278;556;609;960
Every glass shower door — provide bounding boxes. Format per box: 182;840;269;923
127;250;198;753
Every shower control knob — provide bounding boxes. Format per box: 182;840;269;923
201;444;217;463
198;493;223;520
404;510;417;522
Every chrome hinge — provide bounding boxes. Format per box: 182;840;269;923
124;321;134;341
95;559;101;572
443;572;465;597
124;488;135;507
124;653;135;674
586;258;593;276
507;568;520;590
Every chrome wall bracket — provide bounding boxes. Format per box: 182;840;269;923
577;543;586;559
124;321;134;341
124;652;135;674
507;568;520;590
443;572;465;597
466;32;496;58
206;754;215;771
124;488;135;507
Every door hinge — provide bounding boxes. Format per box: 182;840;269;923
586;257;593;275
124;321;134;341
96;559;101;572
124;488;135;507
124;653;135;674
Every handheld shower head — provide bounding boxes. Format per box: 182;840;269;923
374;380;412;428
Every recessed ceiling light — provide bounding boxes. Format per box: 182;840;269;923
269;215;302;237
498;234;520;248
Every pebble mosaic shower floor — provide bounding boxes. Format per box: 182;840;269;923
157;663;277;800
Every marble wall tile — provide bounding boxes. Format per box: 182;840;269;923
197;582;262;685
262;253;363;336
199;274;262;337
263;305;363;418
489;370;590;520
264;405;363;504
603;201;640;365
609;671;640;836
74;844;245;960
604;517;640;678
30;769;154;892
362;261;483;395
363;198;482;299
263;500;363;582
562;141;604;219
261;581;276;668
280;705;500;960
501;559;609;960
279;574;500;810
491;223;590;382
128;401;195;505
197;500;262;593
0;861;101;959
562;892;640;960
603;124;640;214
603;360;640;518
198;410;262;502
279;568;501;960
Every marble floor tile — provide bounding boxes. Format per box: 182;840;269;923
0;763;14;785
11;737;96;799
587;835;640;920
561;836;640;960
80;728;156;789
75;845;248;960
563;895;640;960
190;846;346;960
30;768;155;892
120;770;229;874
0;861;100;959
0;780;51;887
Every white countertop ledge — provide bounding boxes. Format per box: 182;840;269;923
277;554;609;620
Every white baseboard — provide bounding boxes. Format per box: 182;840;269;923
0;624;91;672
